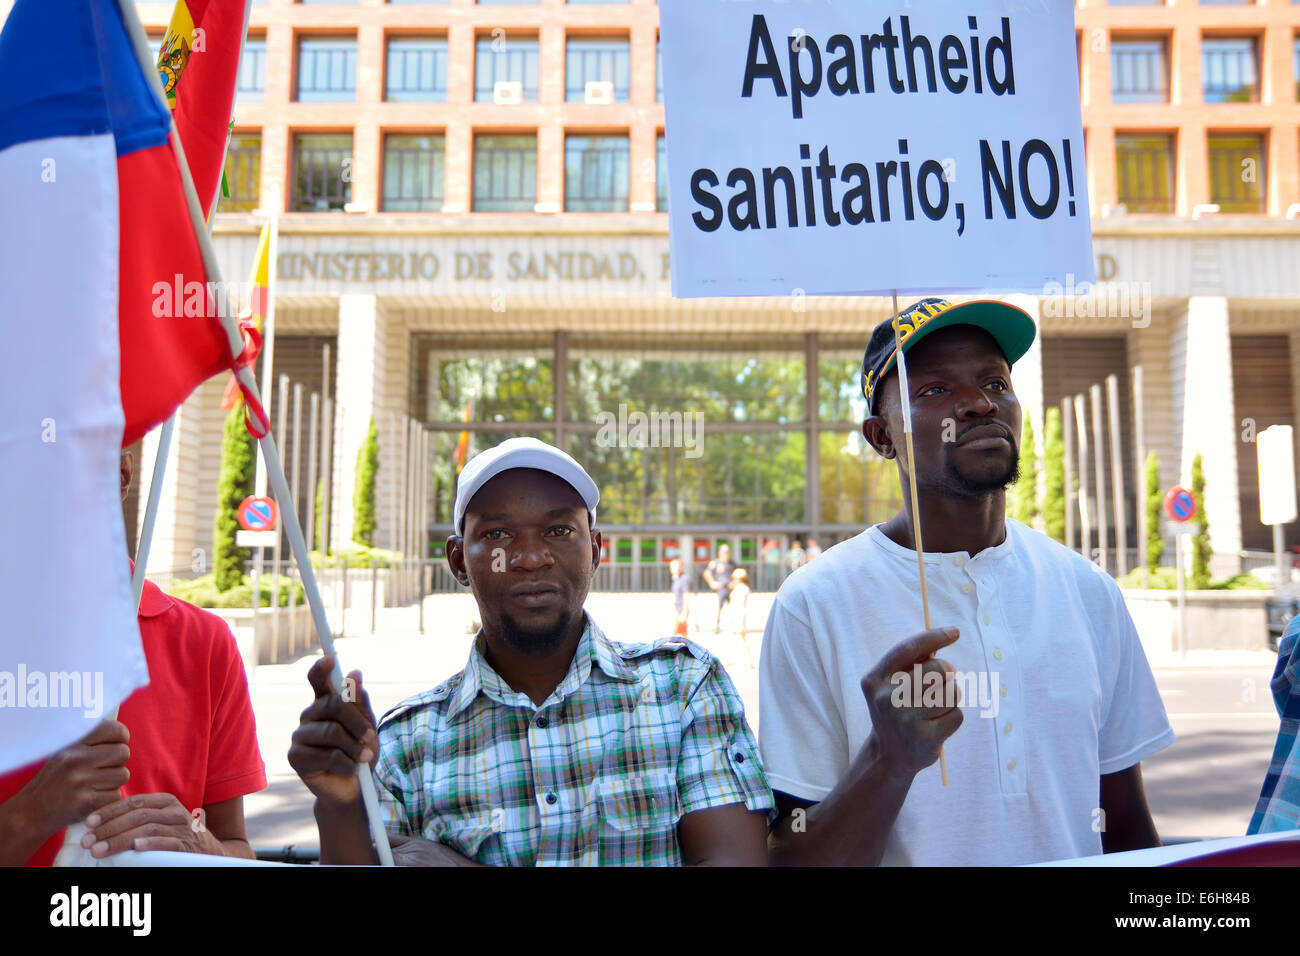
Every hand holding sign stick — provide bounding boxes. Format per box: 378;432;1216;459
891;290;949;788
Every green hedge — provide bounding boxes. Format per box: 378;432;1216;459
166;572;305;609
1116;567;1267;591
309;545;404;569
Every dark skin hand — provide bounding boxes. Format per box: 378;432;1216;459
0;719;254;862
770;324;1161;864
0;721;131;866
769;627;963;866
292;468;767;865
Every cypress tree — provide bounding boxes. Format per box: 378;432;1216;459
353;417;379;547
1144;451;1164;573
1191;453;1212;588
1011;417;1040;527
213;406;255;592
1042;407;1066;543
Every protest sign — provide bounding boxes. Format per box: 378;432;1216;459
660;0;1094;298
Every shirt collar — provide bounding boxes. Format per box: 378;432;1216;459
868;520;1016;566
128;559;174;618
446;613;636;721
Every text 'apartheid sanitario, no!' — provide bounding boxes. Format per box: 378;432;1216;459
659;1;1095;299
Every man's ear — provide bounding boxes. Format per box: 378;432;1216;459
120;451;134;502
863;416;896;461
445;535;470;587
589;525;602;574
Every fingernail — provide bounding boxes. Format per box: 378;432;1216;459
134;838;147;850
92;841;108;856
80;832;95;848
86;813;101;827
947;627;959;638
360;748;374;764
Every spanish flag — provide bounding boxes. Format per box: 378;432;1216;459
453;397;475;473
221;222;270;411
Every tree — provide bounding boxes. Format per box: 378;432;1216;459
1010;417;1040;527
353;417;378;547
213;406;255;592
1042;407;1066;543
1191;453;1212;588
1144;451;1163;573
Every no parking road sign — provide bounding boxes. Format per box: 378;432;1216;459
1163;486;1197;523
237;495;278;532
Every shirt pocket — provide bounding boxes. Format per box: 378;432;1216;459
595;767;683;833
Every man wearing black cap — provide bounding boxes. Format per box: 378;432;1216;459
759;298;1173;866
290;437;773;866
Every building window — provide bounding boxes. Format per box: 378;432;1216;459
1207;133;1265;213
386;37;448;102
296;37;357;102
475;36;539;102
293;133;353;212
1294;36;1300;101
564;135;629;212
237;38;266;102
220;132;261;212
1114;133;1174;213
565;38;631;103
1110;38;1168;104
656;133;667;212
382;134;445;212
1202;37;1259;103
656;39;663;103
473;134;537;212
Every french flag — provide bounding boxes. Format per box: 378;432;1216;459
0;0;241;772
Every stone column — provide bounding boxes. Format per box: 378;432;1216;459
332;294;389;553
1170;296;1241;576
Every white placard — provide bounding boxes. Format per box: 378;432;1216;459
661;0;1094;298
1258;425;1298;526
236;530;278;548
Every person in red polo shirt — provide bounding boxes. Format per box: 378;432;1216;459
0;451;266;865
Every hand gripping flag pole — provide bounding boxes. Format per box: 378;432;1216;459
114;0;393;865
891;291;948;788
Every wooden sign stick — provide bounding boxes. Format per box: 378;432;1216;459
891;290;949;787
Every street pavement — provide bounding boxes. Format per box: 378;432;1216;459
243;593;1285;852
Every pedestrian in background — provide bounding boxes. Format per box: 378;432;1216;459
670;557;691;638
703;544;737;634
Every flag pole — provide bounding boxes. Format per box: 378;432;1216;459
113;0;394;867
891;290;948;787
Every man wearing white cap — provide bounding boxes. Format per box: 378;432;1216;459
290;437;773;866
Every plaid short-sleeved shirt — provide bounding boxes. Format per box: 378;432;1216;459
1249;618;1300;834
374;615;773;866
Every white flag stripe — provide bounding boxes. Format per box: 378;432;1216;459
0;133;148;773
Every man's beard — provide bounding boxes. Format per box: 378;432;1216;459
931;447;1022;498
497;607;575;656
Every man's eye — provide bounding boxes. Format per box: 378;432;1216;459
920;385;945;397
549;526;575;537
986;380;1008;392
484;529;508;540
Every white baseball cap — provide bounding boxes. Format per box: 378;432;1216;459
453;437;600;535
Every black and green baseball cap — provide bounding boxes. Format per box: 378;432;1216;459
861;298;1037;414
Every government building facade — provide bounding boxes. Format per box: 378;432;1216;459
121;0;1299;590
